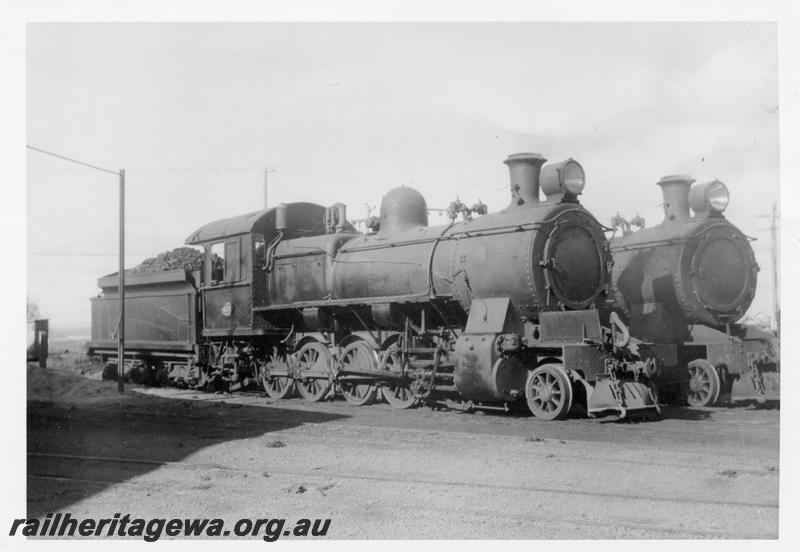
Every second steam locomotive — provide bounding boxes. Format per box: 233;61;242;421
608;175;779;406
88;152;661;420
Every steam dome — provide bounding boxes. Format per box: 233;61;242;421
379;186;428;234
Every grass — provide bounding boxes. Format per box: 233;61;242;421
35;339;104;377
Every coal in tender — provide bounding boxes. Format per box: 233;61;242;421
129;247;205;274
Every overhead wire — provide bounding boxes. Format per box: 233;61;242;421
26;145;121;176
29;252;153;257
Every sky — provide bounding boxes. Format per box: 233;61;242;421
25;22;780;332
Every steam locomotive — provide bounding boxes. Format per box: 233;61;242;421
88;152;661;420
607;175;779;406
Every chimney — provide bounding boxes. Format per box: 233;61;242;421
657;175;695;223
504;153;547;208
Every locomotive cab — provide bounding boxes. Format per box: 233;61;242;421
185;202;341;336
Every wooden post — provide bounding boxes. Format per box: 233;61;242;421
118;169;125;393
33;319;48;368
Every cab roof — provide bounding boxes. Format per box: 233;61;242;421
184;202;328;245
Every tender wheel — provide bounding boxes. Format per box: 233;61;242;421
102;362;117;381
339;341;379;406
260;355;296;399
379;345;417;409
686;359;721;407
525;363;573;420
294;341;333;402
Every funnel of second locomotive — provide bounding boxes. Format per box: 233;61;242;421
657;175;695;223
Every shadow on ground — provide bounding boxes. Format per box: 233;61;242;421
26;368;348;518
654;405;714;421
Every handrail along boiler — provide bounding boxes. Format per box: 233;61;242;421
88;152;660;420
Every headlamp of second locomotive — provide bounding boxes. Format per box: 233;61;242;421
689;180;730;214
541;158;586;199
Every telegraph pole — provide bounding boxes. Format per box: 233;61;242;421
118;169;126;392
26;145;127;392
769;203;779;334
264;166;275;209
758;203;780;334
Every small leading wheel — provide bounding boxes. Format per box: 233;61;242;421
294;341;333;402
525;363;573;420
260;355;296;399
686;359;721;407
339;341;379;406
379;346;417;409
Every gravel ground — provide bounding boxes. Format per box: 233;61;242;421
26;359;779;540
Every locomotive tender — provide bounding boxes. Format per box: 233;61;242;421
608;175;779;406
88;152;660;420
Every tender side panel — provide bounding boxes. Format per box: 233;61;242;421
88;270;197;353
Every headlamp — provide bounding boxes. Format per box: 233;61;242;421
541;158;586;198
689;180;730;213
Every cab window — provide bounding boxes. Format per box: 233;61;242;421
210;242;225;283
225;240;240;282
254;233;266;267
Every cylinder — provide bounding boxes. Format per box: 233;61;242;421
504;153;547;208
